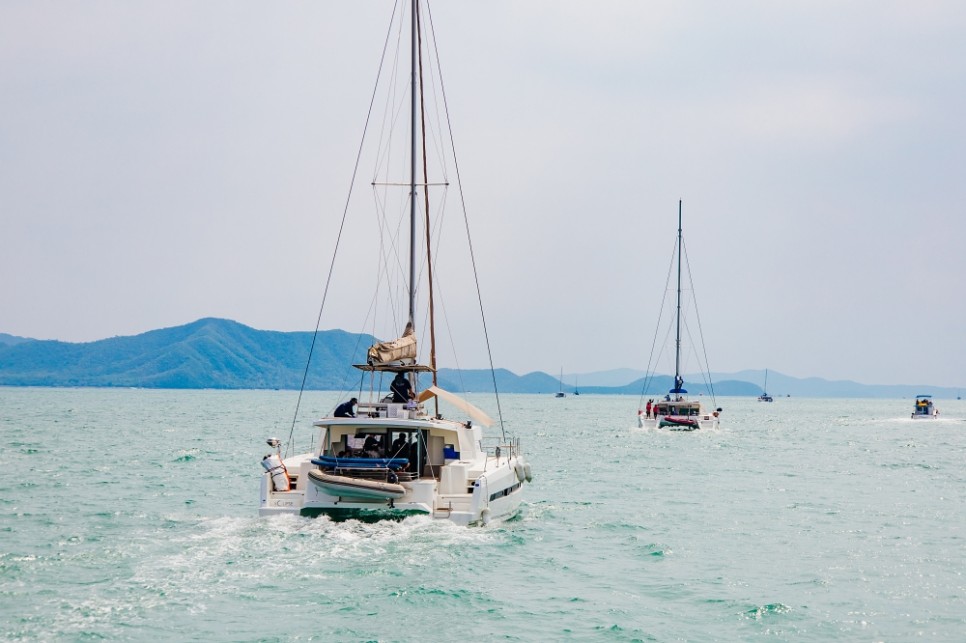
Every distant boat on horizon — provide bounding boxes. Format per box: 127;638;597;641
911;394;939;419
758;369;774;402
555;367;566;398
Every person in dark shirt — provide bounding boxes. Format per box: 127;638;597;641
362;434;381;457
390;433;409;457
334;398;357;417
390;372;414;403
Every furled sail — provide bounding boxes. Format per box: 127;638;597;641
417;386;494;427
367;323;417;366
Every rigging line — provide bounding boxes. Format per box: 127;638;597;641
435;277;470;394
371;174;407;331
682;318;714;398
682;238;716;405
370;106;406;278
371;11;405;185
425;201;471;397
414;183;449;299
336;260;392;401
420;247;470;396
652;312;675;390
638;234;677;406
371;19;410;309
427;1;506;441
680;316;713;398
421;36;450;184
285;2;401;457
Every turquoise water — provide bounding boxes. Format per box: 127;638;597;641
2;388;965;641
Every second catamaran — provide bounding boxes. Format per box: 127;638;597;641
637;201;722;431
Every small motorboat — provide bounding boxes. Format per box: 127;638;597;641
911;395;939;419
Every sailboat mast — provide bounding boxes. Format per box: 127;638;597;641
408;0;418;330
674;199;683;388
415;5;440;401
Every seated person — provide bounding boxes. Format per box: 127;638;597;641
362;435;382;457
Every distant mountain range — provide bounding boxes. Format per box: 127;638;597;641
0;318;371;390
0;318;960;397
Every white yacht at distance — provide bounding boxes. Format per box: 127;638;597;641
637;201;721;431
758;369;774;402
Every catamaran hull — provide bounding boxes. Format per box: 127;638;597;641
639;416;720;431
260;457;527;526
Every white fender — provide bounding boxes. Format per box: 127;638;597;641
524;462;533;483
261;454;290;492
480;507;492;526
514;460;526;483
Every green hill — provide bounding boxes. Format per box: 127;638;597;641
0;318;372;389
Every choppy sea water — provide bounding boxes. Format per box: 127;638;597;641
2;387;965;641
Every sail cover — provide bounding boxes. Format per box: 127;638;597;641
367;323;417;366
417;386;494;427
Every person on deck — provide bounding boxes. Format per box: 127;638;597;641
390;372;414;403
645;399;653;419
334;398;357;418
363;434;381;457
390;433;410;458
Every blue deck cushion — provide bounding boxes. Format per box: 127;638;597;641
312;456;409;470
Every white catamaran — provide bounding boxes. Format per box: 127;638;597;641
758;369;774;402
637;201;721;431
259;1;531;525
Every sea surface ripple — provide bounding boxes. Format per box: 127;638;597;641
2;388;965;641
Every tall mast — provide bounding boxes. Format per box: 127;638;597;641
408;0;418;330
416;4;440;406
674;199;683;392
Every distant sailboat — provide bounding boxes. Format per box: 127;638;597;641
556;367;566;398
637;201;722;431
758;369;774;402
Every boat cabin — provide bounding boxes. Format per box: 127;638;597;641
654;398;703;417
314;412;472;481
913;395;936;417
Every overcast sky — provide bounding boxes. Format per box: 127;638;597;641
2;1;965;388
